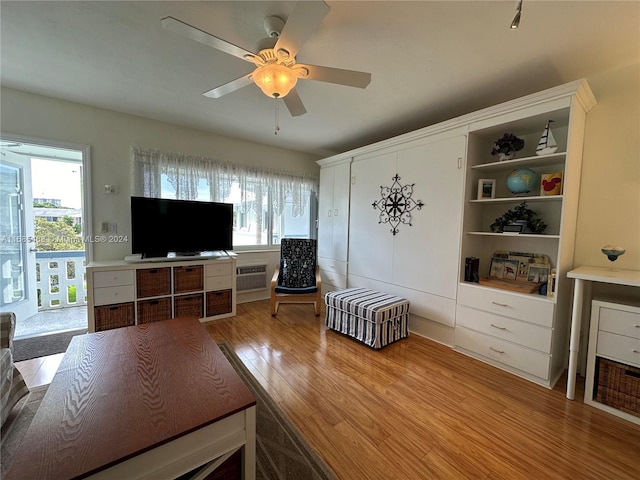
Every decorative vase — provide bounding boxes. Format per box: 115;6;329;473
498;152;515;161
506;220;530;233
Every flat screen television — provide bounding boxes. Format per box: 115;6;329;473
131;196;233;258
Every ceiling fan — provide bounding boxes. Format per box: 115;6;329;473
161;1;371;117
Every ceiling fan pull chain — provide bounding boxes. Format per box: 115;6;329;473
274;98;280;135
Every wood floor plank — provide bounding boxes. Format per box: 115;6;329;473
205;300;640;480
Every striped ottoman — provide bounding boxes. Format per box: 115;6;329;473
324;288;410;349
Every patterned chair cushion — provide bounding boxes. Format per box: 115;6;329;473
278;239;317;289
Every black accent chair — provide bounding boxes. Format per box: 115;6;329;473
270;238;322;316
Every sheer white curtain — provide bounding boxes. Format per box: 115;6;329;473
130;147;317;216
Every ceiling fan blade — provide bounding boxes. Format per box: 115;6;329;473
302;65;372;89
275;1;329;58
161;16;256;61
283;88;307;117
203;74;254;98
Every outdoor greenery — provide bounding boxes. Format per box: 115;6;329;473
34;218;83;251
62;215;82;234
34;201;72;208
68;285;77;303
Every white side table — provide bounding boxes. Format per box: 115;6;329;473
566;266;640;399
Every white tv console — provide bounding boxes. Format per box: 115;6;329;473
124;251;237;263
87;256;236;332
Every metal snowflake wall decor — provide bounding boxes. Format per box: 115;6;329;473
372;174;424;235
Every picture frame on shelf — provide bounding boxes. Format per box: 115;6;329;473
489;257;518;280
540;171;563;196
527;265;550;283
477;178;496;200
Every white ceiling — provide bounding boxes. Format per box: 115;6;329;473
1;1;638;157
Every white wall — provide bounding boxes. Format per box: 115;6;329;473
0;87;320;261
576;63;640;272
2;62;638;272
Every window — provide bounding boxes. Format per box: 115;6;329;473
133;147;317;249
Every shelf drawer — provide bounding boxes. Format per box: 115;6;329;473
318;257;347;276
205;262;233;277
206;289;232;316
174;265;203;294
598;305;640;340
174;293;204;319
137;297;172;324
205;275;233;291
136;267;171;298
93;285;135;306
455;326;550;380
93;269;134;288
456;304;552;353
594;357;640;418
597;331;640;367
94;302;135;331
457;283;554;328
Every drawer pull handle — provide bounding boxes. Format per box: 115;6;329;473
491;301;508;307
635;325;640;328
490;323;507;331
489;347;505;354
633;349;640;354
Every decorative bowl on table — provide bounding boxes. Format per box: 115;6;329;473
601;245;625;262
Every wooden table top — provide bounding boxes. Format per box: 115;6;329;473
6;317;256;480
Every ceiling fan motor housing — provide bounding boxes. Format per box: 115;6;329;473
264;16;285;38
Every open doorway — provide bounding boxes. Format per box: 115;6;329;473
1;137;91;360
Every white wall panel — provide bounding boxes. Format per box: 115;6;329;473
348;151;396;281
392;136;466;299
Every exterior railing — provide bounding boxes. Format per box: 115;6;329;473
36;251;87;310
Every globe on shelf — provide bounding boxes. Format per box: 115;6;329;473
506;168;539;196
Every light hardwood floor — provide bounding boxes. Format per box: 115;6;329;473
15;352;64;388
206;300;639;480
17;301;639;479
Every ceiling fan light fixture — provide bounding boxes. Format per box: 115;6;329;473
253;63;298;98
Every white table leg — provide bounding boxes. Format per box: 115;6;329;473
566;277;585;399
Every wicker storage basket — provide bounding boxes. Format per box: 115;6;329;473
206;289;232;316
595;357;640;417
174;265;204;294
94;303;135;331
174;293;204;318
137;297;172;324
136;267;171;298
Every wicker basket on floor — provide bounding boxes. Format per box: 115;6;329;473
595;357;640;417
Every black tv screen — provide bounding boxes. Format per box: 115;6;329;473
131;196;233;258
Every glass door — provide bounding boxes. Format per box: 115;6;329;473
0;148;38;320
